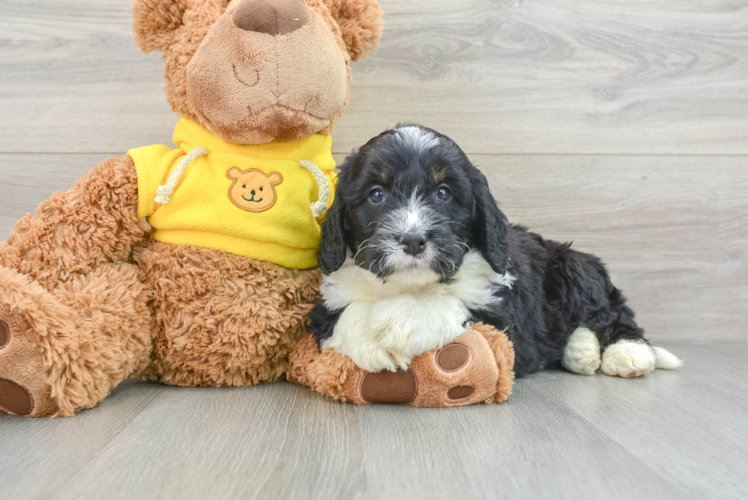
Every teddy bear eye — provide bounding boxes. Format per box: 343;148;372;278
260;187;263;192
242;184;246;189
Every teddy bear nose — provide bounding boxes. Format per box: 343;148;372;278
232;0;311;36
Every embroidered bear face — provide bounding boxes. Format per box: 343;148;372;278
226;167;283;213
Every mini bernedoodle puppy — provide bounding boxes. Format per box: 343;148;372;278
310;124;682;378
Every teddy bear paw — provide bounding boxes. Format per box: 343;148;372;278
0;314;58;417
0;269;60;417
355;330;503;407
0;319;34;415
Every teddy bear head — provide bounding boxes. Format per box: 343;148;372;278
133;0;383;144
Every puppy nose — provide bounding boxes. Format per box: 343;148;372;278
400;234;427;256
232;0;311;35
251;190;256;195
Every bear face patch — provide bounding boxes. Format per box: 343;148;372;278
226;167;283;213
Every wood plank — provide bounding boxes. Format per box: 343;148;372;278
1;343;746;500
0;379;158;495
1;0;747;154
2;153;746;343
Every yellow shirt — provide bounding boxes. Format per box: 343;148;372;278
128;118;336;269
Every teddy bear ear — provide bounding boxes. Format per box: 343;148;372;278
322;0;383;61
132;0;191;53
268;172;284;185
226;167;242;180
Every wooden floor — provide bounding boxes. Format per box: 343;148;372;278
1;0;747;498
0;343;745;500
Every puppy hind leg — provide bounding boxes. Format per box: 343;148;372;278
590;308;657;378
594;302;683;377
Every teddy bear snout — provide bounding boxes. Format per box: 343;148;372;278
233;0;311;36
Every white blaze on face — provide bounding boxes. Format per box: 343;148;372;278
402;191;429;233
375;191;437;273
396;126;441;153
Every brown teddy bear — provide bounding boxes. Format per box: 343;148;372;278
0;0;515;417
0;0;384;417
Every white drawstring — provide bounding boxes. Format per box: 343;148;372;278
155;147;210;205
299;160;330;218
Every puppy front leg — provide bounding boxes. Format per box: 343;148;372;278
325;295;470;373
322;302;403;373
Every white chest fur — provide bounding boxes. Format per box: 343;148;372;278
320;250;515;372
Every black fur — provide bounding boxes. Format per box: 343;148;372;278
309;304;344;347
313;124;648;375
317;164;352;275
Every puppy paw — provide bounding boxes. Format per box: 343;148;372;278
562;327;601;375
601;340;656;378
350;345;406;374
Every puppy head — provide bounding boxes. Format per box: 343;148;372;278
319;124;510;281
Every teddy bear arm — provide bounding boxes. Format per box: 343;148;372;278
0;154;145;290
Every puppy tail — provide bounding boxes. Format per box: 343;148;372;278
653;346;683;370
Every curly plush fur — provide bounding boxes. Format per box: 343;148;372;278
0;0;382;417
136;241;322;387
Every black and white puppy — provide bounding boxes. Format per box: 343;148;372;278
310;125;682;378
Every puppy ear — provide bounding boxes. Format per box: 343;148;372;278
132;0;190;53
317;158;353;274
322;0;383;61
472;171;510;274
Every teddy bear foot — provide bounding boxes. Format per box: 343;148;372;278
0;314;58;417
355;327;512;406
0;266;73;417
356;341;487;405
288;323;516;407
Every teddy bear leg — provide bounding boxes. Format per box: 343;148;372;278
135;242;321;387
289;323;516;407
0;263;153;417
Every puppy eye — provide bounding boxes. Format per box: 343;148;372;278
242;184;246;189
436;185;451;202
260;187;263;191
369;187;386;204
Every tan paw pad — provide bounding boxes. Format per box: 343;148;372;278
436;343;470;372
0;320;9;350
447;385;475;400
360;369;418;404
0;378;34;416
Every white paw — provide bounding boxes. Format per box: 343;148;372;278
601;340;656;378
562;327;601;375
349;343;404;373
